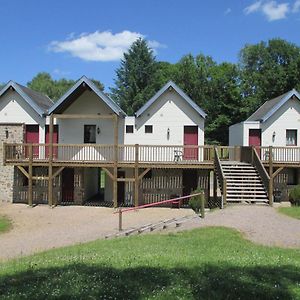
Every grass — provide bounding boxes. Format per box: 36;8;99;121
0;216;11;234
278;206;300;220
0;227;300;299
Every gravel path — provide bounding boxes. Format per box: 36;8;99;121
169;204;300;249
0;202;299;261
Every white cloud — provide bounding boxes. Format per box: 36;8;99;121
293;0;300;12
224;8;232;15
49;30;164;62
244;1;290;21
262;1;289;20
244;1;262;14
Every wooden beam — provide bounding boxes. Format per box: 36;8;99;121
48;114;54;206
33;176;49;180
117;178;135;182
52;114;114;120
102;167;114;180
134;144;139;207
17;166;29;178
28;144;33;207
272;167;284;179
113;115;118;208
138;168;151;180
52;167;65;179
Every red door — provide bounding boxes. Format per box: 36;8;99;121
45;125;59;158
184;126;198;160
62;168;74;203
249;129;261;157
25;125;39;158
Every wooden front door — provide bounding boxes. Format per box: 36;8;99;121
45;125;59;158
249;129;261;156
184;126;198;160
25;125;39;158
117;170;125;206
62;168;74;202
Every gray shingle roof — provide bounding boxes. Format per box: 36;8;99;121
15;83;53;112
0;81;54;117
247;89;300;122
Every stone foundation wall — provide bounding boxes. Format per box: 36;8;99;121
0;124;24;202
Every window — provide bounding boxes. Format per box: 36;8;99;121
286;129;297;146
84;125;96;143
126;125;134;133
145;125;153;133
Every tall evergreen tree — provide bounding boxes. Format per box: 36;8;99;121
111;38;157;115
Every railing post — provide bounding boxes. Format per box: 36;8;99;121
28;144;33;207
118;208;123;231
200;192;205;218
268;146;273;206
134;144;139;207
223;179;227;206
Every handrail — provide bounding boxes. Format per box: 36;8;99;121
214;147;227;206
252;147;270;200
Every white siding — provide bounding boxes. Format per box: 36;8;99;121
0;90;46;143
261;98;300;146
58;90;124;145
124;89;204;145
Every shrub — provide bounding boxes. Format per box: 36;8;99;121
289;185;300;206
189;188;204;214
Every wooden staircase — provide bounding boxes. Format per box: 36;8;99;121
221;161;268;203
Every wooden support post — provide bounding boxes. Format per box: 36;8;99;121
113;115;118;208
200;192;205;218
48;115;54;207
118;208;122;231
134;144;139;207
213;170;217;201
268;146;274;206
28;144;33;207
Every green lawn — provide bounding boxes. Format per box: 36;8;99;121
278;206;300;220
0;227;299;299
0;216;11;234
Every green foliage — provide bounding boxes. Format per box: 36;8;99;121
278;207;300;220
289;185;300;206
27;72;104;101
111;38;158;115
0;228;300;299
0;216;11;233
189;188;204;213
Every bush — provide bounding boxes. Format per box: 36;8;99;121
189;188;204;214
289;185;300;206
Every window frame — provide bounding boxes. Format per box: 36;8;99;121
145;125;153;134
84;125;96;144
126;125;134;134
286;129;297;146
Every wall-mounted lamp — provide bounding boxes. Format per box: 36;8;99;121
97;126;101;135
272;131;276;143
167;128;170;140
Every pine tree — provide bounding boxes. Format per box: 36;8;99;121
111;38;157;115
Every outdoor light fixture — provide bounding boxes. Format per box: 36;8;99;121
167;128;170;140
272;131;276;142
97;126;100;134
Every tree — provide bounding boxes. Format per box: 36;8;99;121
28;72;104;101
111;38;157;115
239;39;300;115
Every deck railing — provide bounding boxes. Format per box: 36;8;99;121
214;147;227;205
4;143;300;165
3;143;215;165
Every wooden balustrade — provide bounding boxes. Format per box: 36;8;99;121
4;143;300;166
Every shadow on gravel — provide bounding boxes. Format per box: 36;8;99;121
0;263;299;299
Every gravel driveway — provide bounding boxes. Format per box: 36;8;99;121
0;202;299;261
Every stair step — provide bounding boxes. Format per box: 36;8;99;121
227;187;265;191
227;198;268;202
227;191;267;195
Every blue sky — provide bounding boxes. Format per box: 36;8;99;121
1;0;300;91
